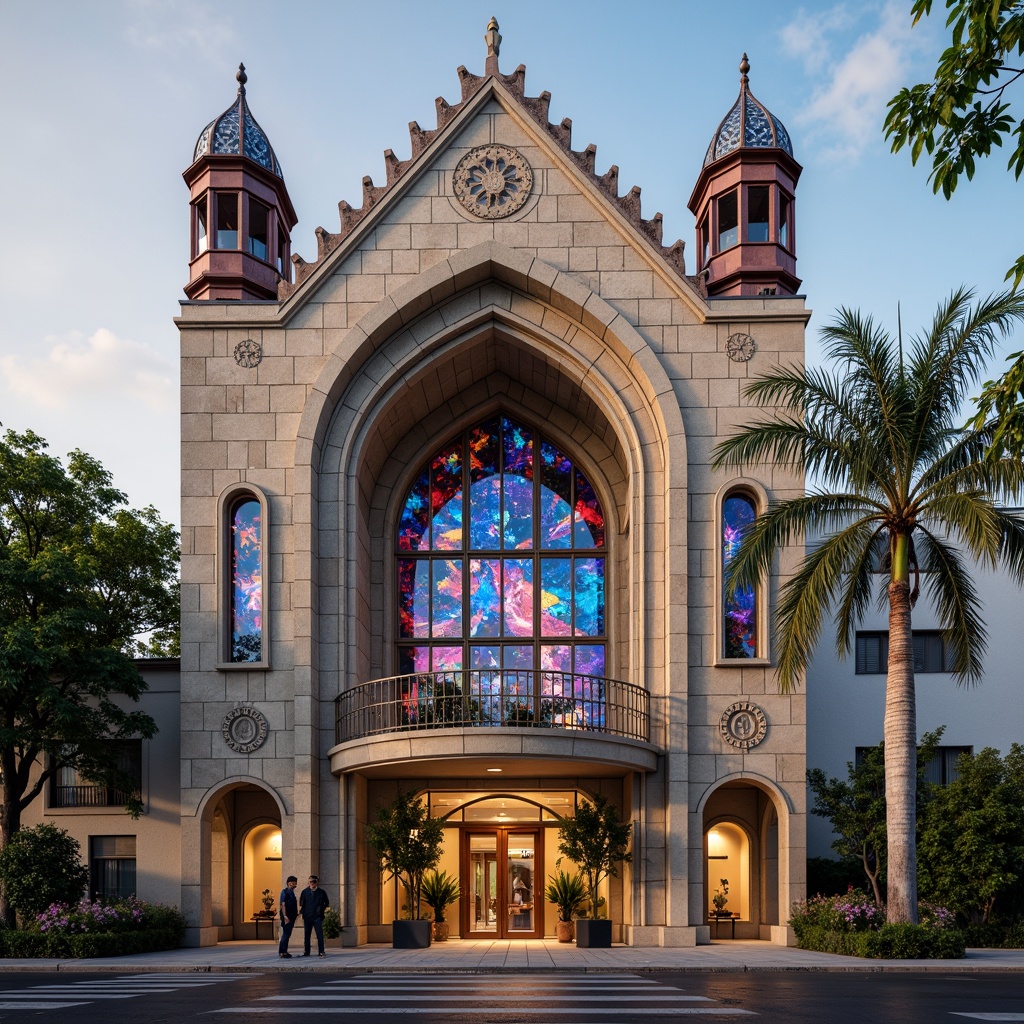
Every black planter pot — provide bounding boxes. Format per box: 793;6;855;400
392;919;432;948
574;919;612;948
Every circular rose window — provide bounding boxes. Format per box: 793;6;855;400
453;144;534;219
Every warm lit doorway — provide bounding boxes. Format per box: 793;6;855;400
462;828;544;938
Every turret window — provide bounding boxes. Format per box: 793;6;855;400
248;199;269;261
747;186;770;242
718;191;738;250
195;197;208;256
215;192;239;249
780;195;791;250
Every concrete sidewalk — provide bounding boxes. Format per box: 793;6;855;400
0;939;1021;973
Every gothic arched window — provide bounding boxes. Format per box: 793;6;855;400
722;492;757;659
219;486;268;667
396;415;607;684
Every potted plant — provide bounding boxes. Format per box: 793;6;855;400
365;790;445;948
421;869;460;941
556;794;632;948
544;868;587;942
711;878;730;918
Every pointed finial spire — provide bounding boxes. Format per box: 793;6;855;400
739;53;750;87
236;62;247;95
485;17;501;76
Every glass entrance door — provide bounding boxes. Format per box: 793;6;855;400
463;829;543;938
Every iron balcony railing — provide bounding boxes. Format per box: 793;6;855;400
51;785;133;808
335;669;649;745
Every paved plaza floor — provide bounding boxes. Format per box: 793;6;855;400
0;938;1020;973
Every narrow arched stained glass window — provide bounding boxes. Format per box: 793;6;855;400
230;497;263;662
397;415;607;725
722;493;757;658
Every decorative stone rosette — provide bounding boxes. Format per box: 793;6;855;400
719;701;767;750
453;144;533;219
222;705;269;754
233;338;263;368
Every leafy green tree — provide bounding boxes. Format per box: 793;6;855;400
885;0;1024;289
712;290;1024;923
968;349;1024;460
918;744;1024;923
556;794;632;920
364;790;445;920
808;730;942;906
0;823;89;922
0;429;178;922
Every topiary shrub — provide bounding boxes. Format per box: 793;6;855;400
0;824;88;922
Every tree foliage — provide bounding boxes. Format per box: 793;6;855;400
0;823;89;922
0;429;178;888
885;0;1024;288
918;744;1024;923
969;348;1024;460
807;730;942;907
556;794;632;920
712;289;1024;923
364;790;445;920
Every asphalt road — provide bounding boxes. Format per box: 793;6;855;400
0;969;1019;1022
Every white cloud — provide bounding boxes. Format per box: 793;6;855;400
0;327;175;414
780;2;926;162
121;0;237;66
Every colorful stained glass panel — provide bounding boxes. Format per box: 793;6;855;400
431;442;463;550
469;476;501;550
574;557;605;636
398;558;431;638
574;471;605;547
231;499;262;662
398;470;430;551
723;494;757;658
431;559;463;637
540;442;573;549
540;558;573;636
502;418;533;549
469;558;501;637
502;558;533;637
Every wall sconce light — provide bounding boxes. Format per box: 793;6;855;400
265;830;283;862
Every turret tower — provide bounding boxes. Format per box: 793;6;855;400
688;55;801;297
183;64;297;301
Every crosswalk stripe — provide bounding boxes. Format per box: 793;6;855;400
0;1002;90;1010
0;991;140;1000
950;1016;1024;1021
214;1010;756;1017
276;994;713;1003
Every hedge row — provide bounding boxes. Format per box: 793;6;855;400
795;923;966;959
0;927;182;959
960;923;1024;949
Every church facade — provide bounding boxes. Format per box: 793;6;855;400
36;24;815;947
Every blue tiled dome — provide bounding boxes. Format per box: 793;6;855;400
193;64;283;178
704;55;793;168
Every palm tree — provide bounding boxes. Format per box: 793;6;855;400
711;288;1024;923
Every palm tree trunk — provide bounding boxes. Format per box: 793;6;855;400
885;574;918;924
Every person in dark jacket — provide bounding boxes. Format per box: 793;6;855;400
278;875;298;958
298;874;330;957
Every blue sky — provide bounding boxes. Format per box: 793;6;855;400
1;0;1021;530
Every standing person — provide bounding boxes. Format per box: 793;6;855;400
298;874;330;957
277;875;298;958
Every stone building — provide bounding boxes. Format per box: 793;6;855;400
30;23;814;947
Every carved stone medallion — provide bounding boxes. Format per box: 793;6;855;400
719;701;767;750
222;705;269;754
726;332;756;362
453;144;533;219
233;338;263;368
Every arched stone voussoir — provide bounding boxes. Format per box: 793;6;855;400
297;239;686;487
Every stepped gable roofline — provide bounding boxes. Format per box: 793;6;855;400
703;54;794;167
278;18;696;303
192;63;283;178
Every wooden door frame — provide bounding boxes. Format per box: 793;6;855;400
459;826;545;939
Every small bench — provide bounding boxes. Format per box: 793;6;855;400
710;912;740;939
251;912;276;939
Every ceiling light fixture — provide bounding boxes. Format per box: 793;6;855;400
487;767;502;773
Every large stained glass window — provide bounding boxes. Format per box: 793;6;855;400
722;493;757;658
230;497;263;662
397;415;607;720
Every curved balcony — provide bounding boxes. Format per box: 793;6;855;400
331;670;655;778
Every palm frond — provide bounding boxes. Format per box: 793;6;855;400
920;492;1004;567
916;529;988;685
995;510;1024;585
831;523;887;659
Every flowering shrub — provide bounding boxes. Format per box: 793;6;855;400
35;897;184;937
790;887;964;959
790;887;882;933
